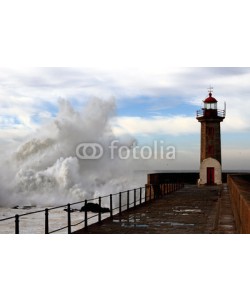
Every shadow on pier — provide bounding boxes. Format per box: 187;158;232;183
74;184;236;234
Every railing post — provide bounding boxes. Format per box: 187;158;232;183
98;197;102;223
127;190;130;210
134;189;136;208
15;215;19;234
119;193;122;214
140;187;142;205
45;208;49;234
67;204;71;234
84;200;88;229
149;185;152;201
110;194;113;219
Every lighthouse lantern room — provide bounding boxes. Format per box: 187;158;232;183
196;89;226;185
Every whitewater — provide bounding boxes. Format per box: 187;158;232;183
0;98;146;233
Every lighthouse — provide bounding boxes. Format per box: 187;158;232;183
196;89;226;185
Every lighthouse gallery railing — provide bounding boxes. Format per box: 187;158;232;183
196;109;226;118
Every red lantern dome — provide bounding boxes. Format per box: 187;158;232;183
204;93;218;103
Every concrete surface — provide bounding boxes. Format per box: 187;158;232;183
74;184;236;234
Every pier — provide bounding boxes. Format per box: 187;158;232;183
74;184;236;234
1;175;249;234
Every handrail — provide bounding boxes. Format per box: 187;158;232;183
0;183;184;234
196;109;226;118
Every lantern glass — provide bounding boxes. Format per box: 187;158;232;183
204;102;217;110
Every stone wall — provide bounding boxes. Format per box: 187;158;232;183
147;172;231;185
228;174;250;234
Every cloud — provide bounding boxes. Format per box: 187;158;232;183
1;67;250;144
112;115;198;137
112;113;250;139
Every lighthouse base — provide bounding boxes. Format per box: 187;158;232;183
199;158;222;185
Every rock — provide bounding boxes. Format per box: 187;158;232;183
12;205;36;210
64;208;79;213
80;203;110;213
23;206;36;210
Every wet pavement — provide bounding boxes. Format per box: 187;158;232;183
75;184;236;234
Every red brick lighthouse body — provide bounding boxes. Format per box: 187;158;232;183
196;92;226;185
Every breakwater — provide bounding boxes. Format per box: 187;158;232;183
228;174;250;233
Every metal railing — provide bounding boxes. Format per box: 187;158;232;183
196;109;226;118
0;182;184;234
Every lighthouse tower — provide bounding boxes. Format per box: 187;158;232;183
196;89;226;185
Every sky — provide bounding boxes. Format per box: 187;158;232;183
1;67;250;170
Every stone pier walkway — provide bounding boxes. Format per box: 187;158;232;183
74;184;236;234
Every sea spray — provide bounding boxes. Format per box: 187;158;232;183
0;98;145;207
